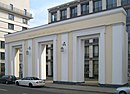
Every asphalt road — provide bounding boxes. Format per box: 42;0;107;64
0;84;113;94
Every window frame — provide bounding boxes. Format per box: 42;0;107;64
70;6;77;18
81;3;89;15
60;9;67;20
93;0;102;12
8;23;14;30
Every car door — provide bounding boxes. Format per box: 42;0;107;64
19;78;27;85
24;77;30;86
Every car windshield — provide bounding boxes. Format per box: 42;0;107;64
32;77;39;80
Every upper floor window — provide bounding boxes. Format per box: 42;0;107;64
8;23;14;30
23;18;28;24
10;4;13;10
0;41;5;49
8;14;14;20
1;52;5;60
93;0;102;12
121;0;130;5
81;3;89;15
24;9;27;15
60;9;67;20
70;6;77;18
106;0;117;9
51;12;57;22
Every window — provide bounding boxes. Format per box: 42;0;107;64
1;52;5;60
93;0;102;12
81;3;89;15
8;14;14;20
60;9;67;20
129;43;130;57
10;4;13;10
23;18;28;24
51;12;57;22
121;0;130;5
24;9;27;15
85;46;89;58
70;6;77;18
126;9;130;22
127;25;130;36
93;45;99;57
8;23;14;30
22;27;27;31
106;0;117;9
1;41;5;49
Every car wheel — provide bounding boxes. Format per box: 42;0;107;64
16;81;19;86
119;91;127;94
29;83;33;87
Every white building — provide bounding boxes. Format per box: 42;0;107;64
5;0;128;86
0;0;32;76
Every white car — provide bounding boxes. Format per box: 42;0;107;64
115;87;130;94
15;77;45;87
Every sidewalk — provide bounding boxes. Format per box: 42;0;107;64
45;81;116;94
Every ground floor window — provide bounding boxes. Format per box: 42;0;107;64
0;63;5;77
84;38;99;81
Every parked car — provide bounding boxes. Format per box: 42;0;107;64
115;87;130;94
0;75;17;84
15;77;45;87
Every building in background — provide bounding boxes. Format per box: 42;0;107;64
0;0;32;77
5;0;128;86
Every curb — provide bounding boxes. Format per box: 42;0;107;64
44;86;114;94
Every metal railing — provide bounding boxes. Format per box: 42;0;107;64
0;2;32;18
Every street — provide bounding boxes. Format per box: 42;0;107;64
0;84;113;94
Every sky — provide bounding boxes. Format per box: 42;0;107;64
30;0;73;27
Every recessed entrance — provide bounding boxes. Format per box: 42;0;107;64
39;42;53;81
84;38;99;84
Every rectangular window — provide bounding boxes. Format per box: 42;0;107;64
8;23;14;30
22;27;27;31
127;25;130;37
24;9;27;15
121;0;130;5
93;0;102;12
106;0;117;9
60;9;67;20
8;14;14;20
10;4;13;10
51;12;57;22
81;3;89;15
1;41;5;49
85;46;89;58
126;9;130;22
23;18;28;24
70;6;77;18
93;45;99;57
128;43;130;57
1;52;5;60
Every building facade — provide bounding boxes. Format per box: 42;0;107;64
0;0;32;77
5;0;128;86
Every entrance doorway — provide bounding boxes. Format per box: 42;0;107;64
84;38;99;82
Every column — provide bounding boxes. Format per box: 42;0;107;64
89;0;93;13
67;7;70;18
40;44;46;79
57;10;60;21
48;12;51;23
77;4;81;16
102;0;106;10
117;0;121;7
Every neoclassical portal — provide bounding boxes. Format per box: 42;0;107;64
5;8;128;86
